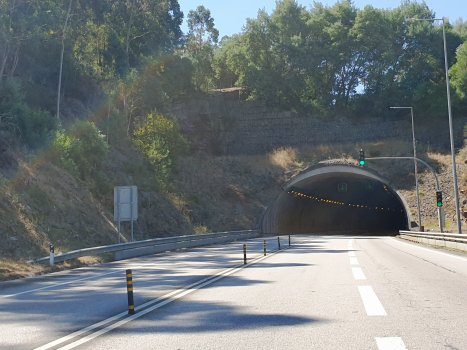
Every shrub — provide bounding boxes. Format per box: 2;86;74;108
133;113;188;186
0;78;57;148
52;121;108;180
11;103;57;148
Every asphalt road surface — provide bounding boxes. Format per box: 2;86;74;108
1;235;467;350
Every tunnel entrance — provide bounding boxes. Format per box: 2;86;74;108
261;164;410;235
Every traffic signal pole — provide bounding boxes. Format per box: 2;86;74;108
365;156;443;233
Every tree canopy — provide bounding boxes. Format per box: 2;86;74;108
214;0;467;118
0;0;466;156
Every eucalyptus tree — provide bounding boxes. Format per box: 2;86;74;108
185;5;219;91
56;0;73;119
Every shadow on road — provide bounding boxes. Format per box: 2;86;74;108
116;299;326;335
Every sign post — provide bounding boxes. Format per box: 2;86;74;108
114;186;138;243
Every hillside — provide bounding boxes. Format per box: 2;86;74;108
2;134;467;281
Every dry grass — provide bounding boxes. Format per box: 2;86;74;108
0;255;112;282
3;137;467;281
194;225;209;234
269;147;298;170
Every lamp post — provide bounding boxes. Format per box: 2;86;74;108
391;106;422;229
405;17;461;233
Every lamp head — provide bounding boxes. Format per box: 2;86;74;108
405;17;440;23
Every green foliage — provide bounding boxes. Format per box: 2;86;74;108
451;43;467;101
0;78;57;148
453;19;467;42
214;0;465;118
133;113;188;186
52;130;79;176
10;103;57;148
136;55;195;113
184;6;219;91
0;78;24;111
52;121;109;180
212;35;246;88
1;0;466;159
0;0;186;127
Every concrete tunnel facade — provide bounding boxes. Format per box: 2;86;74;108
261;164;411;235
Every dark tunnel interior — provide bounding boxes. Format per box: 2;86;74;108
263;170;409;235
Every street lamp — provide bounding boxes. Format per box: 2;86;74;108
405;17;461;233
390;106;422;229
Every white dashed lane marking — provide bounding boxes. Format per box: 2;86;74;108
347;239;406;348
358;286;387;316
351;267;366;280
376;337;407;349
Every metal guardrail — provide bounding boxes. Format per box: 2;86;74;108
28;230;260;265
398;230;467;251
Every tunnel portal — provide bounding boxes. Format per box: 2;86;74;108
261;164;410;235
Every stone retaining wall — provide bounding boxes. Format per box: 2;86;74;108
171;95;467;155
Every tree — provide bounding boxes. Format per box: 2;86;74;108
185;5;219;91
212;35;247;89
451;43;467;101
453;19;467;42
57;0;73;119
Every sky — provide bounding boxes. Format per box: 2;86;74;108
178;0;467;38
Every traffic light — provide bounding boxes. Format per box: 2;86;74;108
359;150;365;166
436;191;443;207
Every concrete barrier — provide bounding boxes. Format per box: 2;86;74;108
398;231;467;252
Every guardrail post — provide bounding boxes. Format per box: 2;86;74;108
50;244;54;267
278;237;281;250
243;244;247;264
264;240;266;256
289;235;291;246
126;269;135;315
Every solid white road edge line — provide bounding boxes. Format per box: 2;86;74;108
375;337;407;350
56;248;289;350
358;286;387;316
0;270;124;299
32;265;240;350
1;263;181;299
391;237;467;262
34;245;295;350
352;267;366;280
2;241;272;299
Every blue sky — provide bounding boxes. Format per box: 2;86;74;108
178;0;466;38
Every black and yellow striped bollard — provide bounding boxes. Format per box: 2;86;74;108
264;240;266;256
243;244;247;264
126;269;135;315
278;237;281;250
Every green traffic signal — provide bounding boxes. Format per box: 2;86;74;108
359;150;365;166
436;191;443;207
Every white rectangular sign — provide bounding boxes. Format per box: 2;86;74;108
114;186;138;221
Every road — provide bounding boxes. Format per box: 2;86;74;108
1;235;467;350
